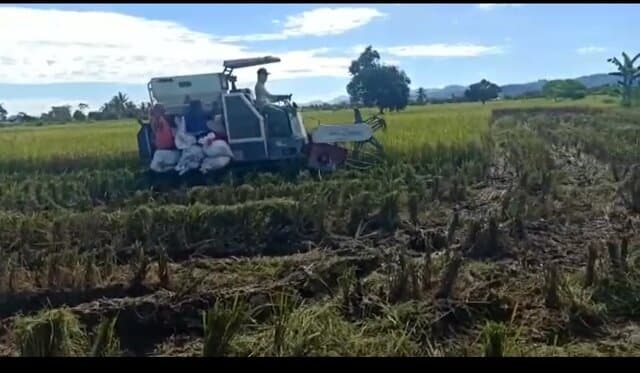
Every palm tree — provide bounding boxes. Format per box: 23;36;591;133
78;103;89;112
117;92;129;104
608;52;640;107
107;92;130;118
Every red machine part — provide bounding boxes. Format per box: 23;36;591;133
306;142;348;171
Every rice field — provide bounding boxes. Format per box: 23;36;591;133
0;95;616;173
2;95;640;357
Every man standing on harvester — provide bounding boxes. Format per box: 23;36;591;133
255;67;293;137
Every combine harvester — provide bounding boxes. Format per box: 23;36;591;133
137;56;386;182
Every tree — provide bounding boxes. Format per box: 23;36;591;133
347;45;412;114
416;87;427;105
542;79;587;101
16;112;35;122
608;51;640;107
464;79;501;104
88;111;103;121
101;92;131;119
73;110;87;121
347;46;383;109
590;85;620;97
381;66;411;112
124;101;138;118
0;103;7;121
78;103;89;112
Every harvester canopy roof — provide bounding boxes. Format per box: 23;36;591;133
223;56;280;70
148;73;227;115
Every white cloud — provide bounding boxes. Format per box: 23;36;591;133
349;44;370;55
0;5;503;97
221;7;386;42
0;7;353;85
577;46;606;55
477;4;523;10
282;7;385;36
384;43;504;58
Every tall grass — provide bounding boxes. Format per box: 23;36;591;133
234;302;420;356
14;308;86;357
202;296;248;357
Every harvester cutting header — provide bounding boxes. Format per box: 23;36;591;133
137;56;386;176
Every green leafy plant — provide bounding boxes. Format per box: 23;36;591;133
14;308;86;357
202;296;247;357
90;314;120;357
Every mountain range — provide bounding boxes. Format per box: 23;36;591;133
301;73;619;106
498;73;618;98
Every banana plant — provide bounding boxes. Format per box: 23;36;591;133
608;52;640;107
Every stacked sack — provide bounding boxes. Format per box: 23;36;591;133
198;132;233;173
150;114;233;174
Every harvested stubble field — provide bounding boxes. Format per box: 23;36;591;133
2;96;640;357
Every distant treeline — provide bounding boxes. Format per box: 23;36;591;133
301;84;622;111
0;92;150;127
0;66;634;129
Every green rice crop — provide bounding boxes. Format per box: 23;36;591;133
0;96;616;173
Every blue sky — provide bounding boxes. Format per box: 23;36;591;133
0;4;637;115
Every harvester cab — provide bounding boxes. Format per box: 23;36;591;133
137;56;386;175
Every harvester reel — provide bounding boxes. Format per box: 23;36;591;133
345;115;387;170
366;114;387;132
346;137;386;170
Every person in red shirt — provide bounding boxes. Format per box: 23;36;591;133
150;104;175;149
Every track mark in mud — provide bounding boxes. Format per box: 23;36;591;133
0;254;381;355
0;283;158;320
